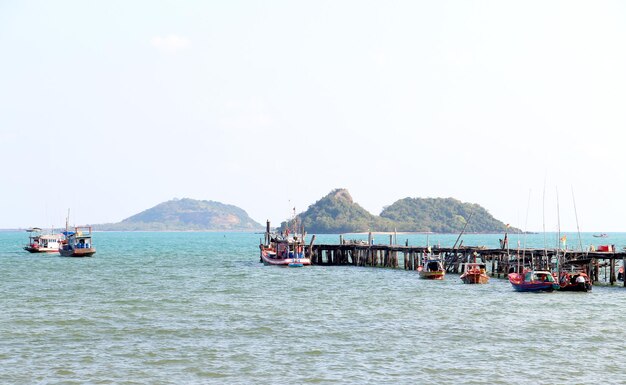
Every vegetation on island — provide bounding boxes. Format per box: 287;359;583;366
95;198;263;231
281;189;517;234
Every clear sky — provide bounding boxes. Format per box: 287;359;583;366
1;1;625;232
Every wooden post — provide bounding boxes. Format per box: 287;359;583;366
610;257;616;285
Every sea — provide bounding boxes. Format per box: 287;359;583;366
1;230;625;385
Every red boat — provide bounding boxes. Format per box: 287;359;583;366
558;271;592;292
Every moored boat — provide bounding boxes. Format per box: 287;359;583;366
508;270;559;292
259;220;311;267
418;258;445;280
260;235;311;267
23;228;63;253
59;226;96;257
460;262;489;284
558;270;592;292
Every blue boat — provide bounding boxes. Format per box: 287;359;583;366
508;270;559;292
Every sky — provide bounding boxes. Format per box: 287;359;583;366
1;1;625;232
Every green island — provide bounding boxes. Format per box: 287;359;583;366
93;190;517;233
94;198;263;231
281;189;519;234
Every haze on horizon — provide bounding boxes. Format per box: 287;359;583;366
1;1;625;232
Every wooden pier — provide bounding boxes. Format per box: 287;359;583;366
307;241;626;286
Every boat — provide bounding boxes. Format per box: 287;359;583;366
557;270;592;292
59;226;96;257
508;270;559;292
593;233;608;238
418;258;445;280
23;228;63;253
460;262;489;284
259;220;311;267
260;234;311;267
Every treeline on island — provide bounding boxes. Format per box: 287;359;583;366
91;190;516;234
94;198;262;231
281;189;518;234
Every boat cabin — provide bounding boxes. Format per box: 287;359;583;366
525;271;555;283
424;259;444;272
62;226;94;250
461;262;487;274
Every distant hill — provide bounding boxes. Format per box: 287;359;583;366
284;189;395;233
381;197;512;233
95;198;263;231
282;189;516;234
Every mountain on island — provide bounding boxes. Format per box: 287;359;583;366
282;188;517;234
95;198;263;231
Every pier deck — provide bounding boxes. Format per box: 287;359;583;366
307;243;626;286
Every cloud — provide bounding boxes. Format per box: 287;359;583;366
150;35;191;54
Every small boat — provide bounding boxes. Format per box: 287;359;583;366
23;228;63;253
259;218;311;267
260;234;311;267
593;233;608;238
59;226;96;257
557;270;592;292
508;270;559;292
418;258;445;280
460;262;489;284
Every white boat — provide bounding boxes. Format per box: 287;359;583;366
23;228;63;253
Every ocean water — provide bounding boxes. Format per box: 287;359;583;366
1;231;625;385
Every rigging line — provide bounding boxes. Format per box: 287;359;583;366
542;177;547;260
556;186;561;272
521;189;531;271
452;206;474;250
571;185;584;254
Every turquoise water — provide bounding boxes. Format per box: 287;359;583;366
1;231;626;384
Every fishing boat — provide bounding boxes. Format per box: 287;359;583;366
460;262;489;284
23;228;63;253
557;270;592;292
593;233;608;238
259;220;311;267
59;226;96;257
508;270;559;292
418;258;445;280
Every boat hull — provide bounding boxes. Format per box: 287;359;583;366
558;272;592;292
461;272;489;284
559;283;592;292
508;273;558;292
59;247;96;257
260;249;311;267
23;246;59;253
418;270;445;280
